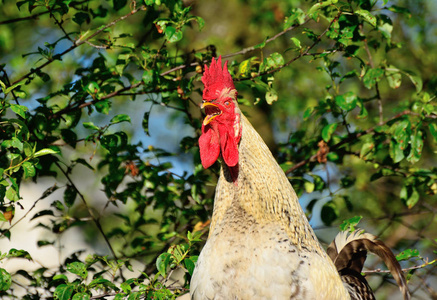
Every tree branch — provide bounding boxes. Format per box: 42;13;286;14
159;19;310;77
54;161;125;281
9;6;147;87
363;259;436;275
0;10;53;25
285;110;414;175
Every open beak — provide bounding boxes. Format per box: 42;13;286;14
201;102;222;125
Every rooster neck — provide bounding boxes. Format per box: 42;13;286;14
209;114;323;253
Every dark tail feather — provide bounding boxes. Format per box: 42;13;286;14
327;230;411;300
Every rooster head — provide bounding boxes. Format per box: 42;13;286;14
199;56;242;169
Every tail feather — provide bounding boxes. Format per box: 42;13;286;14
327;229;411;300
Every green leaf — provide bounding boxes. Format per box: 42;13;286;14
321;123;337;142
378;15;393;40
4;79;25;94
396;249;420;261
6;186;19;202
22;161;36;179
304;181;315;193
363;68;384;89
95;99;110;114
52;274;68;283
54;284;74;300
407;130;423;163
339;216;363;232
66;262;88;280
89;278;118;290
356;100;368;119
61;129;78;147
406;188;420;208
387;5;411;17
360;141;374;160
270;52;284;67
321;201;338;226
38;240;55;247
10;104;28;118
265;89;278;104
385;66;402;89
404;70;423;93
156;252;171;277
238;59;251;77
86;82;100;94
355;9;376;27
165;26;183;43
33;148;58;158
142;69;154;84
184;257;196;276
389;139;405;163
283;8;305;29
72;12;90;26
83;122;100;130
400;185;420;209
110;114;131;124
0;268;12;291
8;248;32;260
64;185;77;208
254;37;267;49
0;213;7;222
11;137;23;151
72;293;91;300
308;0;338;19
31;209;55;220
429;123;437;142
303;107;314;120
392;119;411;150
290;37;302;49
335;92;357;111
142;111;150;136
192;16;205;31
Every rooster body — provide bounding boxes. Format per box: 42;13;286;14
190;57;409;300
191;115;348;299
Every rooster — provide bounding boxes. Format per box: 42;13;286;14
189;57;410;300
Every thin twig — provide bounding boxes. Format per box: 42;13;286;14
0;10;53;25
363;30;383;124
0;184;58;237
235;12;341;82
47;6;73;42
363;259;436;275
285;110;413;175
54;161;125;281
159;19;310;77
9;6;146;87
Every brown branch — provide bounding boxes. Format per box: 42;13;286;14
159;19;310;77
363;259;436;275
285;110;413;175
47;6;73;43
0;10;53;25
362;24;383;125
222;19;311;59
0;184;58;238
54;161;125;281
235;13;341;82
9;6;147;87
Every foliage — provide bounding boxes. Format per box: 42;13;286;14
0;0;436;298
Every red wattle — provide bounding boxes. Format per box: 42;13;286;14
219;128;239;167
199;125;220;169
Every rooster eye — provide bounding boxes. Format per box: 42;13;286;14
225;101;230;106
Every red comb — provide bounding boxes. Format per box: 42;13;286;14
202;56;235;100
